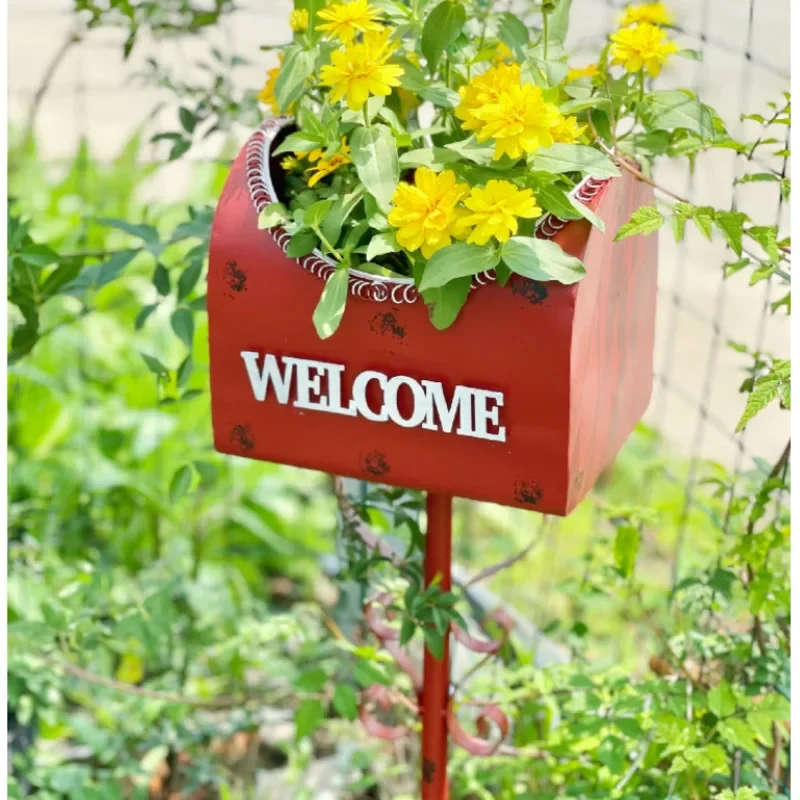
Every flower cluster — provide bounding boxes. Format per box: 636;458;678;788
320;27;404;111
610;1;678;77
251;0;706;336
456;65;585;160
389;168;542;257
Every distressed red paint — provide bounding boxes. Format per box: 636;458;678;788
208;135;658;516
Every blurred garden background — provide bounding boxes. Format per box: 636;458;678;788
7;1;791;799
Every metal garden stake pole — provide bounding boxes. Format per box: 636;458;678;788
421;492;452;800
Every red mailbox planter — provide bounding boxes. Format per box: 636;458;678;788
208;118;658;516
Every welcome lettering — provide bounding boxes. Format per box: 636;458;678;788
239;351;506;443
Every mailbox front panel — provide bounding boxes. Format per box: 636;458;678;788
209;137;657;516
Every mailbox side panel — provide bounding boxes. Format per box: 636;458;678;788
209;146;586;513
566;173;659;512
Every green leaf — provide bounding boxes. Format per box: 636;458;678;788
295;698;325;740
332;684;359;721
425;275;472;330
747;225;781;261
286;229;319;258
399;147;461;169
444;137;496;166
424;627;444;661
313;268;349;339
692;208;714;241
18;244;60;268
419;85;461;109
366;230;399;261
294;668;328;692
93;249;139;289
274;47;316;113
746;711;774;747
399;618;416;646
498;12;529;61
643;91;715;139
714;211;748;255
153;262;171;296
353;660;390;687
501;237;586;284
135;304;158;331
141;353;170;379
170;308;194;349
613;525;639;577
536;185;583;220
419;242;500;291
177;261;203;301
568;194;605;231
614;205;665;241
530;143;620;178
736;360;790;431
169;465;193;503
615;718;644;738
178;107;197;134
97;217;160;245
350;124;399;214
176;355;193;388
546;0;573;44
718;719;759;755
258;202;289;229
421;0;466;72
708;680;737;719
273;131;325;157
304;199;334;230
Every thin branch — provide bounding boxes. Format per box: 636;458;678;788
463;518;548;588
332;476;407;568
23;30;82;143
587;110;689;205
614;733;655;792
50;659;271;709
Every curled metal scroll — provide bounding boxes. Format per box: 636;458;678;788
447;699;510;756
359;684;410;741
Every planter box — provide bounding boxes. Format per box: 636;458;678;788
208;119;658;516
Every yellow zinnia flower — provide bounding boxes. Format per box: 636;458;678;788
289;8;309;32
455;63;521;134
317;0;383;44
610;22;679;77
281;155;300;171
472;82;563;161
320;28;404;111
388;168;469;259
459;180;542;246
306;139;351;188
552;115;586;144
258;65;281;114
295;147;325;163
619;1;674;27
567;63;599;82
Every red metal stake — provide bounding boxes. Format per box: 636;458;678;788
421;493;453;800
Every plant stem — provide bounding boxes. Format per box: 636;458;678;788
363;104;371;130
542;12;549;60
312;225;343;261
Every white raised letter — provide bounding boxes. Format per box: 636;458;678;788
350;370;389;422
240;352;294;403
385;375;428;428
472;389;506;442
285;357;328;411
323;362;357;417
421;381;475;436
